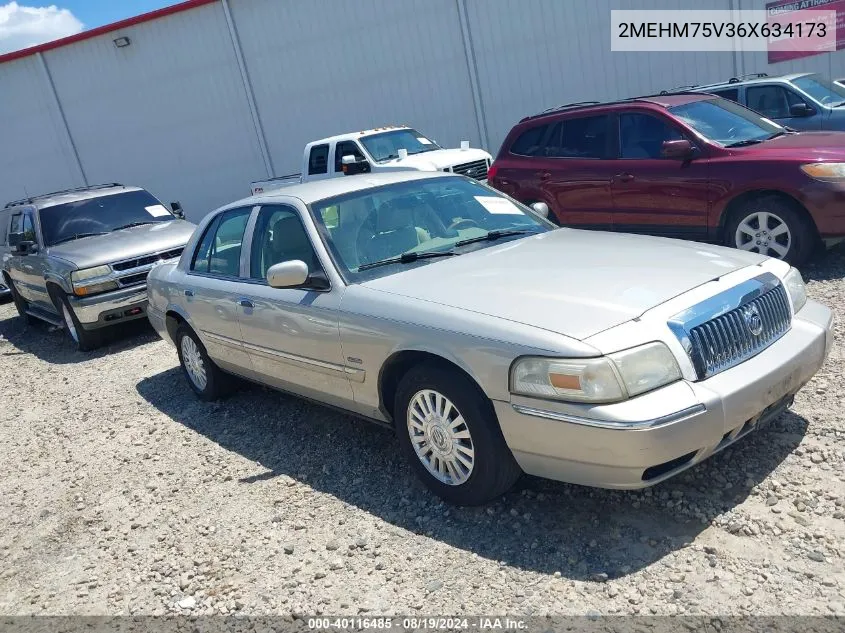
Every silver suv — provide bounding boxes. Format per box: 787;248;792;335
687;73;845;132
0;183;196;350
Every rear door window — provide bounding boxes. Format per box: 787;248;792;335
746;85;802;119
308;144;329;175
546;115;612;158
191;207;252;277
712;88;739;102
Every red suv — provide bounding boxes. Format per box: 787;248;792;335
488;93;845;264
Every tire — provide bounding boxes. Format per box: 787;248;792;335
724;196;816;265
5;277;33;324
394;364;522;505
51;288;102;351
175;323;230;401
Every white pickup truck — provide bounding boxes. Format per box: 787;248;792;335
250;126;493;195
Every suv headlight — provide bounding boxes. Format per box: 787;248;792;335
800;163;845;181
783;266;807;313
71;265;117;296
510;342;682;404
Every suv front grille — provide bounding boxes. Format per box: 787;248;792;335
112;247;184;272
688;284;791;379
451;159;488;180
119;272;149;287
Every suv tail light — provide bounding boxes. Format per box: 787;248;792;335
487;163;499;183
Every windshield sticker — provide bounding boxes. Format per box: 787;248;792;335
474;196;522;215
417;137;433;144
145;204;171;218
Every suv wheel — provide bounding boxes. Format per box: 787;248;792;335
175;324;231;401
52;291;102;351
394;364;521;505
6;278;33;324
725;196;815;265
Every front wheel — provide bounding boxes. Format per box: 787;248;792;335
394;364;521;505
52;290;102;351
724;196;815;265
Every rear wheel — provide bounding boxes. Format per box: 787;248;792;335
175;324;231;401
50;288;102;351
5;277;33;324
724;196;815;265
394;364;521;505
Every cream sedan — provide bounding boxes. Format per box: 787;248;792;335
147;172;833;505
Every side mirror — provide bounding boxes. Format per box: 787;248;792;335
8;232;22;247
530;202;550;219
267;260;309;288
789;102;814;117
304;269;330;291
15;240;35;255
661;139;695;160
341;155;371;176
170;201;185;219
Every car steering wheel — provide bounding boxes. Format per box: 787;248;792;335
448;218;480;231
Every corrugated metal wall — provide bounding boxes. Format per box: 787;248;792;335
1;0;844;221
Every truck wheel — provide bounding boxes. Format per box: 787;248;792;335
394;364;522;506
724;196;815;265
6;278;33;324
175;324;230;401
51;290;102;351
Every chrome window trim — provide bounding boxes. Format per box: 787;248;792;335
511;403;706;430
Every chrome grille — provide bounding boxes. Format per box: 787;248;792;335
118;272;149;287
668;273;792;381
451;159;488;180
112;247;184;271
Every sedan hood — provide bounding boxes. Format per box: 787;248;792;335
362;229;765;340
46;220;196;269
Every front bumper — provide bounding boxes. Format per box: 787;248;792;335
495;300;833;489
68;285;149;329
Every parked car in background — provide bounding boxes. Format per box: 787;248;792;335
689;73;845;132
250;126;492;195
834;78;845;90
146;171;831;505
0;184;195;350
488;93;845;265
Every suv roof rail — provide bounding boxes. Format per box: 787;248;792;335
4;183;124;209
728;72;768;83
626;90;707;100
520;101;601;121
659;84;700;94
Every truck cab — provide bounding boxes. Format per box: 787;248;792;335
251;126;493;195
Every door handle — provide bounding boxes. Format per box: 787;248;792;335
237;298;254;308
614;173;635;183
537;172;552;181
183;289;194;297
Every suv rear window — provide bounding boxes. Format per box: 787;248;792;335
509;124;549;156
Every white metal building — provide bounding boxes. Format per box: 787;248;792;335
1;0;843;221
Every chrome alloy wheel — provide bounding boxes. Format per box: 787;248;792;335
407;389;475;486
735;211;791;259
180;335;207;390
61;303;79;343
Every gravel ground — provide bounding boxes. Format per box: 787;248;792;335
0;246;843;618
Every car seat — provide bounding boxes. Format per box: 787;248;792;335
269;215;317;271
363;200;422;263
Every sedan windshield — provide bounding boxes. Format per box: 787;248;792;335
669;98;784;147
310;177;552;281
360;129;441;162
793;74;845;107
39;190;175;246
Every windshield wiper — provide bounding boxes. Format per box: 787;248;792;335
455;229;535;248
725;138;765;147
50;232;108;245
358;249;457;271
766;131;789;140
111;221;155;232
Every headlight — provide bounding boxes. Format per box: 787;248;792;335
71;265;111;282
800;163;845;181
783;266;807;313
71;265;117;296
510;342;682;404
